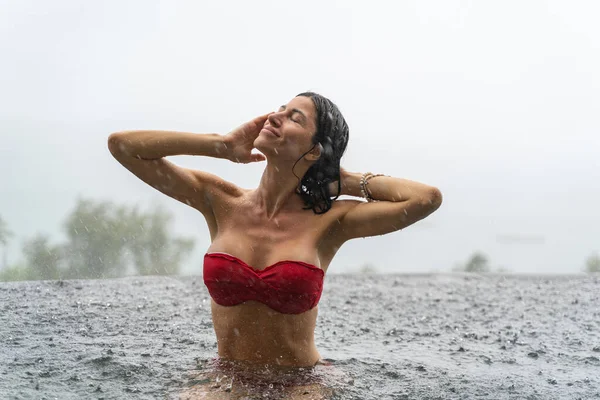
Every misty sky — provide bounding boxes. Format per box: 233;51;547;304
1;0;598;274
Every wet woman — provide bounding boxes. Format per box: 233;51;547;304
107;92;442;398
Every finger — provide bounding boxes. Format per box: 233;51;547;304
253;112;273;124
248;114;272;134
251;153;266;162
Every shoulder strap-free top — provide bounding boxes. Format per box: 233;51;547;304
203;252;324;314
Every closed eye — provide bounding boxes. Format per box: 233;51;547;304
279;105;306;125
291;113;305;125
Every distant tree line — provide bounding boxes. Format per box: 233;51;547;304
0;215;12;270
0;198;195;282
452;251;495;273
586;253;600;273
453;250;600;274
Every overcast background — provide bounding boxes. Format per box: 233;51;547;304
1;0;598;275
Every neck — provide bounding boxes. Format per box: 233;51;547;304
251;161;307;219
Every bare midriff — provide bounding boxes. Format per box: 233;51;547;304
210;299;321;367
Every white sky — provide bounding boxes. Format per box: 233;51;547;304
1;0;599;274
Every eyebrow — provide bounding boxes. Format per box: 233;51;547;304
279;105;307;120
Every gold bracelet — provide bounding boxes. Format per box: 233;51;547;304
360;172;385;202
359;172;372;200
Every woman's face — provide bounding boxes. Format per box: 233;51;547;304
254;96;319;162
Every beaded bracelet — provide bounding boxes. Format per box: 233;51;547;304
359;172;386;202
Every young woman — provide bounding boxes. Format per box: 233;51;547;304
108;92;442;398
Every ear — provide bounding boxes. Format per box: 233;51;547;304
305;143;322;161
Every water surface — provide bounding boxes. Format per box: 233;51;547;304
1;273;598;399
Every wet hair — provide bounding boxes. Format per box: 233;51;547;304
293;92;350;214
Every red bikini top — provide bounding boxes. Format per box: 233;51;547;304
203;252;324;315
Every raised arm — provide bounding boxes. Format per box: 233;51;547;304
107;130;238;216
107;114;271;218
328;169;442;245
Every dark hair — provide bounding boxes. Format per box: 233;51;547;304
293;92;349;214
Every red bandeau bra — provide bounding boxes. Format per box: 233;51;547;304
203;252;324;315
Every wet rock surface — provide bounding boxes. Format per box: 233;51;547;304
1;273;599;399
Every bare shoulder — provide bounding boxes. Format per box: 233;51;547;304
189;170;246;235
198;171;251;220
190;169;245;199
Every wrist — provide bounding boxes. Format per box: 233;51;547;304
215;134;233;160
340;171;362;197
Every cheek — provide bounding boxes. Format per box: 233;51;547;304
282;136;311;154
291;130;314;148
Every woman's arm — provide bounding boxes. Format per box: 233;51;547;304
109;112;270;162
328;168;442;244
108;131;240;218
107;114;270;217
108;131;229;160
337;168;438;203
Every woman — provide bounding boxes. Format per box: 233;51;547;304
108;92;442;398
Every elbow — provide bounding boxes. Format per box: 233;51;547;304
425;187;443;211
107;132;129;156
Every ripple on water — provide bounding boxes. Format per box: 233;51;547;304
178;357;351;399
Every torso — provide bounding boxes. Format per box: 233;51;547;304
202;186;351;367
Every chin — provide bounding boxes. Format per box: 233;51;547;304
253;137;266;152
254;136;274;154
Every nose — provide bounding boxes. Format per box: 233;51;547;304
267;111;283;128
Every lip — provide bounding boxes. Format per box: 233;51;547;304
262;125;280;137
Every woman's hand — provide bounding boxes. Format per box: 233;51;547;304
222;113;272;163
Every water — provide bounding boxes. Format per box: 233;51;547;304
1;273;599;399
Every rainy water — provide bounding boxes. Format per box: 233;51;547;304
1;273;599;399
